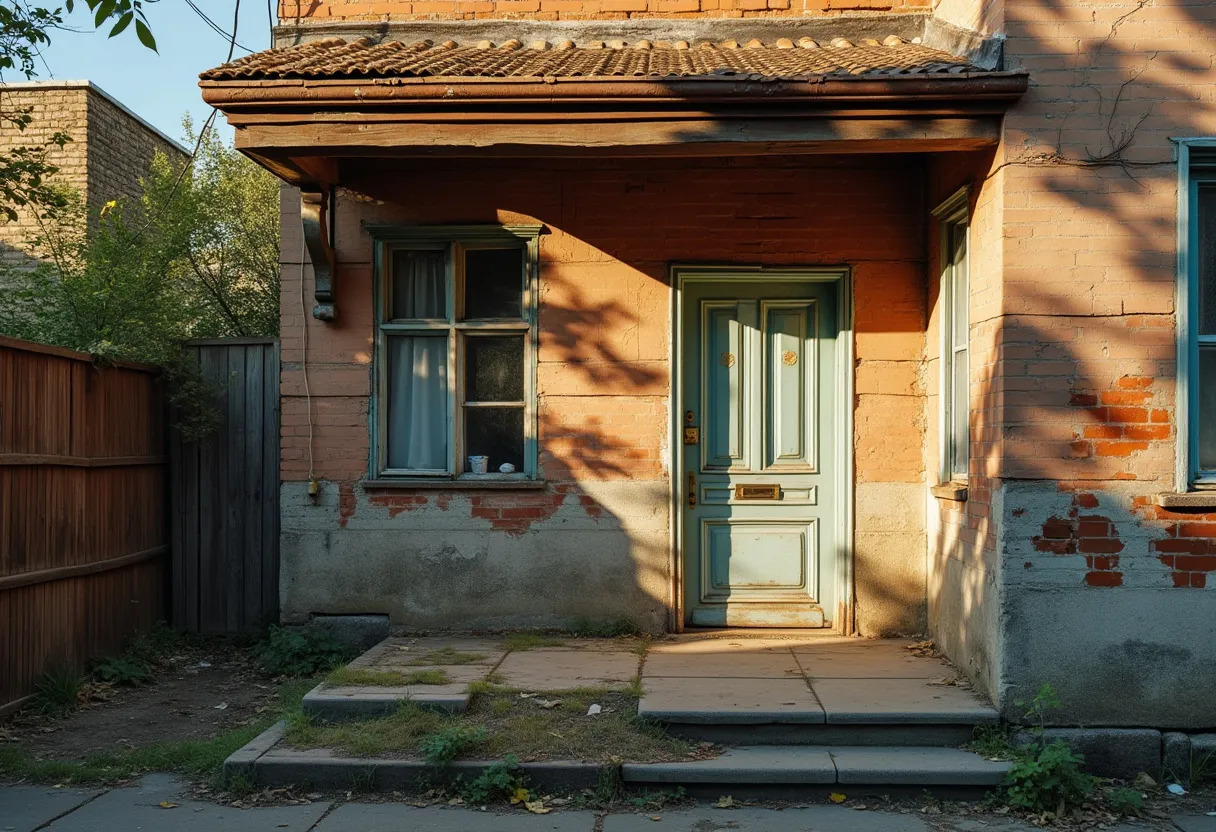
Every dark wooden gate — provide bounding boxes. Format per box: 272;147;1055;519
170;338;280;633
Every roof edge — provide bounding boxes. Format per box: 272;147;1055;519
270;13;930;50
0;80;189;156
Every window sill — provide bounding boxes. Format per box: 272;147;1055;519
1154;491;1216;509
931;482;969;502
362;477;547;491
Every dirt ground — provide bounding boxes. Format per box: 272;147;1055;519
1;638;278;761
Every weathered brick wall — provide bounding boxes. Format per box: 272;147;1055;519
0;83;183;267
280;155;929;634
280;0;930;22
84;86;183;215
990;0;1216;727
925;147;1004;703
0;85;89;266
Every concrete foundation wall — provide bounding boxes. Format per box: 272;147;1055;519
279;156;931;634
1000;481;1216;729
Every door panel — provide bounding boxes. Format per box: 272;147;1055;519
682;278;837;629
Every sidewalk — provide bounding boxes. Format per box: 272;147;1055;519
3;775;1214;832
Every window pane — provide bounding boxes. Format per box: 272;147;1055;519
386;335;448;470
952;348;969;478
951;225;969;348
1199;185;1216;336
1200;345;1216;471
464;248;523;319
465;407;524;473
391;250;446;319
465;335;524;402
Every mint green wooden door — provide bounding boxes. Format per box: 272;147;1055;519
681;278;838;628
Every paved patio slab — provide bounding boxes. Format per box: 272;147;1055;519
639;677;823;723
0;785;98;832
314;803;596;831
644;649;804;679
42;775;331;832
495;648;639;691
603;807;932;832
794;645;955;679
813;678;997;724
352;638;504;670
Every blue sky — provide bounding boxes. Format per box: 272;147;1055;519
29;0;272;146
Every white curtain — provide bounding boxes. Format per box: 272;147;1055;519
393;250;444;319
388;336;447;470
387;251;448;470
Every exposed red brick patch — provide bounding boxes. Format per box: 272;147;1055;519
1131;502;1216;588
339;482;356;528
370;493;428;518
1033;488;1124;586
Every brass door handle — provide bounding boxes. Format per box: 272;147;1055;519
687;473;697;508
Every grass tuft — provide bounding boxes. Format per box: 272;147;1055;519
501;632;564;652
405;647;487;666
326;667;452;687
283;689;691;764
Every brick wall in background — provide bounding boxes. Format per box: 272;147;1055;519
0;82;184;268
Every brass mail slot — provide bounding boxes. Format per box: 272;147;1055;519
735;484;781;500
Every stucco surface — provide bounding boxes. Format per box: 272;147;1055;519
281;480;671;629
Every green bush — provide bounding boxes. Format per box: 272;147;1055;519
1106;786;1144;815
1004;739;1095;813
1001;683;1097;814
460;755;526;804
420;725;487;766
34;666;81;715
92;657;152;687
255;626;352;677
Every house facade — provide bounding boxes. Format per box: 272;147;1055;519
202;0;1216;728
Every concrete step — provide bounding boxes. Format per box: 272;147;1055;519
300;683;469;721
656;722;980;747
623;745;1011;798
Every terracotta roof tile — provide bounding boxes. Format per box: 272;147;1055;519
200;35;981;81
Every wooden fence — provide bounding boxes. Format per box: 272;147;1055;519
170;338;280;634
0;336;168;713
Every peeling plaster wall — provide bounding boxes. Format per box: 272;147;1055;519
999;481;1216;728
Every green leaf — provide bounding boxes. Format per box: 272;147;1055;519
65;0;75;11
108;12;132;37
134;18;156;51
93;0;117;27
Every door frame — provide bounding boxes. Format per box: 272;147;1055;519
668;265;855;633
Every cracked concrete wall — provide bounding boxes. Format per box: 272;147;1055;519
999;481;1216;728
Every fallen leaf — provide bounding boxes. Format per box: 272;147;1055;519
714;795;736;809
159;802;178;809
524;800;551;815
650;815;662;822
536;699;562;709
510;787;531;805
519;692;537;699
829;793;847;804
214;702;228;710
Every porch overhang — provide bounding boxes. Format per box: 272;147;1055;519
199;36;1028;188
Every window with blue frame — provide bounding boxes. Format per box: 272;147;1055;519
1188;160;1216;484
